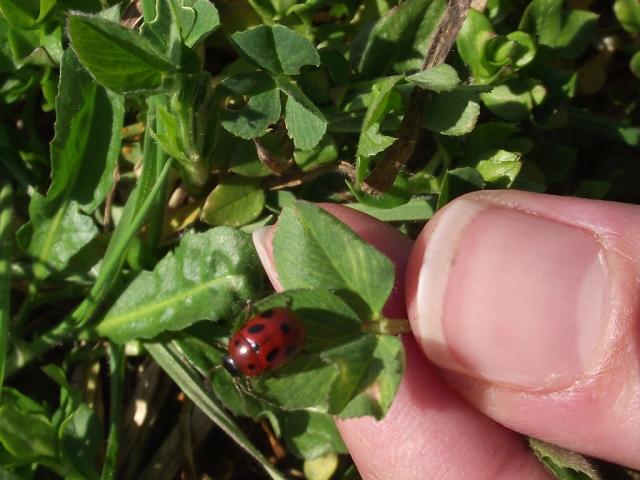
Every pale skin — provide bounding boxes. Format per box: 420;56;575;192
253;190;640;479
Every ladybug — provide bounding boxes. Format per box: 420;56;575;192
222;307;305;377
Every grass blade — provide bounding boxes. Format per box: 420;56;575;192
145;342;287;480
101;343;125;480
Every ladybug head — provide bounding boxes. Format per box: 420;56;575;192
222;355;240;377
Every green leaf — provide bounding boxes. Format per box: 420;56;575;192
0;388;57;462
96;228;261;342
140;0;183;62
283;411;347;459
353;0;447;77
231;24;320;75
17;195;97;278
294;135;338;172
277;77;327;150
48;50;124;212
480;80;546;121
456;8;498;81
304;453;339;480
529;438;602;480
519;0;598;59
0;0;56;29
7;24;63;67
423;88;481;136
463;122;518;163
614;0;640;33
323;334;379;414
60;404;102;480
68;13;174;93
0;183;11;391
146;342;288;480
16;49;124;279
346;198;435;222
337;334;403;419
201;177;266;227
181;0;221;47
475;149;522;187
355;76;401;184
218;72;282;139
273;202;394;315
436;167;485;210
406;64;460;92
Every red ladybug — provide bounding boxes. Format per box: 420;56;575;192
222;307;305;377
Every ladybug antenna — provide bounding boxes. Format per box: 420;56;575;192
222;355;240;377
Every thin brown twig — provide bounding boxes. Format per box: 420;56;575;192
362;0;473;195
264;161;356;191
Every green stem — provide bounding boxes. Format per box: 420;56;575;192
11;282;38;328
101;343;125;480
4;322;71;377
365;317;412;335
70;157;174;328
0;182;13;390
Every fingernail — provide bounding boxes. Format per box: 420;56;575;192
409;197;608;390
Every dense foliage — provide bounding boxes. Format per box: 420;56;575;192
0;0;639;478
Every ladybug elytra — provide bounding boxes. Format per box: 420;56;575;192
222;307;305;377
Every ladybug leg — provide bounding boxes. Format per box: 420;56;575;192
244;298;254;314
231;377;253;412
283;295;293;308
212;340;227;351
240;375;253;393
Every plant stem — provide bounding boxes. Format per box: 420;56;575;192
365;317;412;335
71;156;174;328
363;0;473;194
11;281;38;328
101;343;125;480
4;322;71;377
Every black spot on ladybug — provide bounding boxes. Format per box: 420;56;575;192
266;347;280;363
248;364;256;370
247;323;265;334
260;309;274;318
285;345;296;356
280;322;291;334
234;340;240;347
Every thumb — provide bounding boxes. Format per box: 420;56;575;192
407;190;640;469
